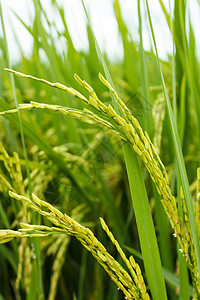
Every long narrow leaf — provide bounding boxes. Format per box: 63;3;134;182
81;1;168;299
145;0;200;282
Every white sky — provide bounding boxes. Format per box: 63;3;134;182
0;0;200;64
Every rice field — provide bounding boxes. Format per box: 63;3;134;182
0;1;200;299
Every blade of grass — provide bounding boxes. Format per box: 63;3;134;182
145;0;200;282
123;143;168;300
153;186;174;271
137;31;169;281
0;4;32;204
81;1;168;299
178;1;200;139
137;0;153;137
169;1;190;298
125;246;194;297
113;0;140;108
0;4;45;299
11;2;81;145
0;244;17;274
158;0;171;30
138;1;174;292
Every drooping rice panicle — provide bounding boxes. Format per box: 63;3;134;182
2;69;200;296
0;191;151;300
0;144;32;291
0;143;25;195
0;101;126;141
180;187;191;241
100;217;150;300
4;68;87;102
180;186;199;297
0;143;16;184
98;72;133;122
0;172;13;193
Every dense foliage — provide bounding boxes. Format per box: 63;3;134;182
0;1;200;299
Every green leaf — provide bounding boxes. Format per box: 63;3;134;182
145;0;200;283
81;1;168;299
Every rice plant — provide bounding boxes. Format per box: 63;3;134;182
0;1;200;299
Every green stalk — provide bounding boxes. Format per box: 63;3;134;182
169;1;190;298
0;4;32;198
123;143;168;300
178;1;200;139
145;0;200;282
0;4;44;299
81;1;167;298
137;0;153;137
